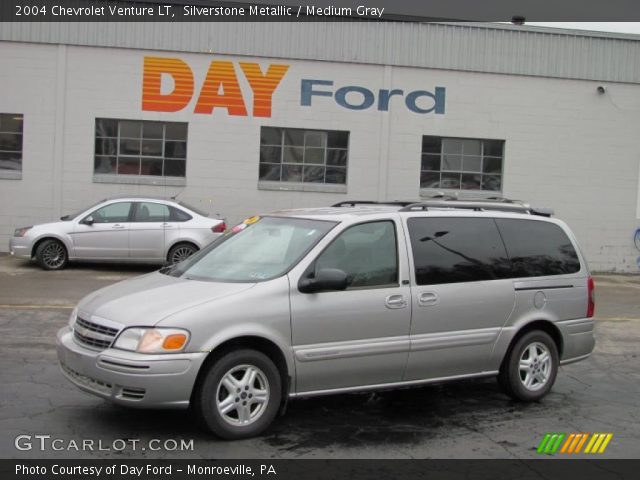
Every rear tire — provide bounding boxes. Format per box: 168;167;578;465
167;242;198;265
35;239;68;271
193;349;282;440
498;330;558;401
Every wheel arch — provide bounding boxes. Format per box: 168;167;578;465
500;320;564;370
190;335;292;407
31;235;71;259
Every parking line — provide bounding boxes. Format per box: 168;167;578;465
597;316;640;321
0;304;74;309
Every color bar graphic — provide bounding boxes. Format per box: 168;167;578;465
538;432;613;455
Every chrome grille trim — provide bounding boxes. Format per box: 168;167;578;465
75;317;119;336
73;316;120;351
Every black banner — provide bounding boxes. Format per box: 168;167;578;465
2;0;640;22
3;460;640;480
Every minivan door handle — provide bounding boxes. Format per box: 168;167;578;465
385;294;408;309
111;224;126;229
419;292;439;306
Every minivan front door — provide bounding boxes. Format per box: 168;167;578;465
289;219;412;394
404;216;515;381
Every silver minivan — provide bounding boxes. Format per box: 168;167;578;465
56;199;596;439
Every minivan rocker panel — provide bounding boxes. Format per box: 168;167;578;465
57;202;596;439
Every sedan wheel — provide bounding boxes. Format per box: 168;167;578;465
168;243;197;265
35;239;68;270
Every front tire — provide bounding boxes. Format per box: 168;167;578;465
193;349;282;439
35;239;68;271
498;330;559;401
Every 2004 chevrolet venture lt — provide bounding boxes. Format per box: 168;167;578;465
57;198;596;439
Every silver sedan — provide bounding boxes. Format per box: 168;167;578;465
9;196;226;270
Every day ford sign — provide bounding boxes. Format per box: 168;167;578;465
142;56;446;117
301;80;445;114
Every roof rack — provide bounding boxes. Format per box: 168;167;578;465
399;197;554;217
332;200;417;207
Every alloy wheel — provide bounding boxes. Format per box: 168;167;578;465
170;245;196;264
215;364;270;427
518;341;552;391
42;242;66;269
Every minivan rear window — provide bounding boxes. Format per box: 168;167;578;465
495;219;580;277
408;217;511;285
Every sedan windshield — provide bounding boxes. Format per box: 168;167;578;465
166;216;337;282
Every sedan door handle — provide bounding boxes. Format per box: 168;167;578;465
161;223;174;228
385;294;407;309
111;224;126;229
419;292;439;306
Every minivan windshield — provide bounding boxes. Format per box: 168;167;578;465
165;216;337;282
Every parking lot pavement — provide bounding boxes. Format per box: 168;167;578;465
0;254;639;459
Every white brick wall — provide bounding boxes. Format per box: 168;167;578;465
1;41;639;272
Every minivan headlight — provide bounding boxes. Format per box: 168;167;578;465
112;328;190;353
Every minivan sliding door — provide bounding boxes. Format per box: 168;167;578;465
404;216;515;381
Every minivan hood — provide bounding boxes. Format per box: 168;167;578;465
77;272;255;327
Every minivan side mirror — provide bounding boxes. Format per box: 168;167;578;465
299;268;348;294
81;216;94;226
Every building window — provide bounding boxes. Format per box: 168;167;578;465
94;119;188;177
259;127;349;185
420;136;504;192
0;114;23;172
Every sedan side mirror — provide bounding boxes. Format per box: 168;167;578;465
299;268;348;294
82;216;94;226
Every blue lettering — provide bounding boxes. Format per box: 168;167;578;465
300;79;333;106
299;79;446;114
335;86;375;110
405;87;446;114
378;89;404;111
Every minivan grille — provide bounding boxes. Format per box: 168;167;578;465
73;317;119;350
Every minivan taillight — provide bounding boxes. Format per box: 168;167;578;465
587;276;595;318
212;222;226;233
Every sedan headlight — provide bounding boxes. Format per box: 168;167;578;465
112;327;190;353
14;226;32;237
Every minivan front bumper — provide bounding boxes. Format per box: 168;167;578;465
56;326;208;409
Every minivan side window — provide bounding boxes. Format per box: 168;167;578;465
314;221;398;289
408;217;510;285
495;219;580;277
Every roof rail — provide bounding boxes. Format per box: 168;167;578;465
399;198;554;216
332;200;417;207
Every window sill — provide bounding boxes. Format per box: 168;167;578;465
0;170;22;180
420;188;502;199
258;181;347;194
93;174;186;187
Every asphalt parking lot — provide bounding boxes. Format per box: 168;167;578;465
1;254;639;459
